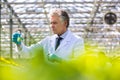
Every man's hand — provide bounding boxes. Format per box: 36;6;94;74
48;54;62;63
12;32;23;45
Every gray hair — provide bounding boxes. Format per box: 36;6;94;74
49;9;70;28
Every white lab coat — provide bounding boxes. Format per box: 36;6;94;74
21;30;84;60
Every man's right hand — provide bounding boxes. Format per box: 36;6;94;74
12;32;23;45
48;54;62;63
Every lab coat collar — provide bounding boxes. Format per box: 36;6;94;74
56;30;72;51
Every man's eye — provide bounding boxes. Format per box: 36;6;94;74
53;22;56;24
51;22;57;24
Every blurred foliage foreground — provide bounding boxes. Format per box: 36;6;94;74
0;43;120;80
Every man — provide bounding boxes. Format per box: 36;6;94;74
12;9;84;62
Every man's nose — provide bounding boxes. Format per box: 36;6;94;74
50;24;55;28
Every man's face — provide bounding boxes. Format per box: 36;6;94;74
50;14;67;35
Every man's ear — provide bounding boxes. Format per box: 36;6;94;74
64;21;67;27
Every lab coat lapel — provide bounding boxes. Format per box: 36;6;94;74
56;31;72;51
50;35;57;52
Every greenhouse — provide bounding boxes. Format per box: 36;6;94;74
0;0;120;80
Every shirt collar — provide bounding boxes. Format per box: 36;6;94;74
57;30;69;39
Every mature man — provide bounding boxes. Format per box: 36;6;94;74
12;9;84;62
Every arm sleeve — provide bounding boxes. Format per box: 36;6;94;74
19;36;50;58
19;41;43;58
